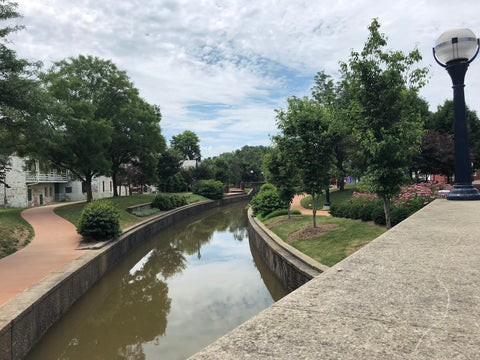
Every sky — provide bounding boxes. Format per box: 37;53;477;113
10;0;480;158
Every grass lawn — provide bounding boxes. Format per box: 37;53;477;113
300;183;364;209
0;208;34;259
54;193;208;228
264;214;385;267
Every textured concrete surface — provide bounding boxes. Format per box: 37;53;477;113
189;199;480;359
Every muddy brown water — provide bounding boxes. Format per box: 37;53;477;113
26;201;289;360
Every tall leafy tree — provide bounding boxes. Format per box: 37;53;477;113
340;19;428;229
109;97;165;196
311;70;355;190
26;55;128;202
275;97;335;227
426;100;480;170
263;146;300;218
157;148;184;192
170;130;201;160
0;1;44;182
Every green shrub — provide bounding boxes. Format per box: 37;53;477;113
152;193;188;211
166;172;187;193
251;187;287;218
262;209;302;220
77;200;121;241
347;203;363;219
390;206;412;226
372;206;386;226
330;203;347;218
171;194;188;207
359;202;378;221
152;194;174;210
192;180;224;200
259;183;276;193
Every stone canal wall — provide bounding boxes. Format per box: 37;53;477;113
247;208;329;291
0;194;249;360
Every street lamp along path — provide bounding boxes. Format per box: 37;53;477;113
433;28;480;200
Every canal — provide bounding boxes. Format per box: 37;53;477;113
26;201;289;360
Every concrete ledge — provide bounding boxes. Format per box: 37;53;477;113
126;202;153;214
0;194;250;360
247;208;329;291
189;199;480;359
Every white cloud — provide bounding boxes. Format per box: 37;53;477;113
11;0;480;157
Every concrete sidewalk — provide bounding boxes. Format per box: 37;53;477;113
190;199;480;359
0;203;86;306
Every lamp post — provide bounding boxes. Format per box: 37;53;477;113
433;28;480;200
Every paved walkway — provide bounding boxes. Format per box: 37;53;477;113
291;193;331;216
190;199;480;359
0;203;85;306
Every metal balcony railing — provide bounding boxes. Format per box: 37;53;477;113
26;171;68;184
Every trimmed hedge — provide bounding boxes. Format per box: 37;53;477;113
330;202;411;227
152;193;188;210
77;200;121;241
192;180;224;200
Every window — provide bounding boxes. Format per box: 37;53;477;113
45;187;48;196
110;181;112;192
102;181;105;192
50;187;53;197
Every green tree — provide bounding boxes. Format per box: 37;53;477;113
275;97;335;227
27;55;124;202
426;100;480;170
212;157;230;184
170;130;201;160
263;146;299;218
157;148;184;192
311;70;355;190
340;19;428;229
0;1;44;177
109;96;165;196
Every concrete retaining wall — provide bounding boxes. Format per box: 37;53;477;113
0;194;249;360
247;208;329;291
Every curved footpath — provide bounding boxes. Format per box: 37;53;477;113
290;193;331;216
0;203;86;307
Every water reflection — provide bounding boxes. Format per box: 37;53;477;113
26;202;288;360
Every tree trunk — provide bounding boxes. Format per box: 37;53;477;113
112;171;118;197
383;197;391;230
85;175;93;203
338;176;345;191
312;193;317;228
287;203;291;219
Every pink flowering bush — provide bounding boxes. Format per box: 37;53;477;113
331;181;453;226
392;182;453;211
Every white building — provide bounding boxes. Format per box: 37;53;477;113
1;155;114;208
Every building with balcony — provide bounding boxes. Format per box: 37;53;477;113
1;155;114;208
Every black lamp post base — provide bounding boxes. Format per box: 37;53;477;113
447;184;480;200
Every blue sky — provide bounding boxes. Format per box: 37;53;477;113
12;0;480;158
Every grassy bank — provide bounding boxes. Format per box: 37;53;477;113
0;208;34;259
54;193;207;228
264;214;385;267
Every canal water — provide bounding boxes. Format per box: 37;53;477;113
26;201;289;360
